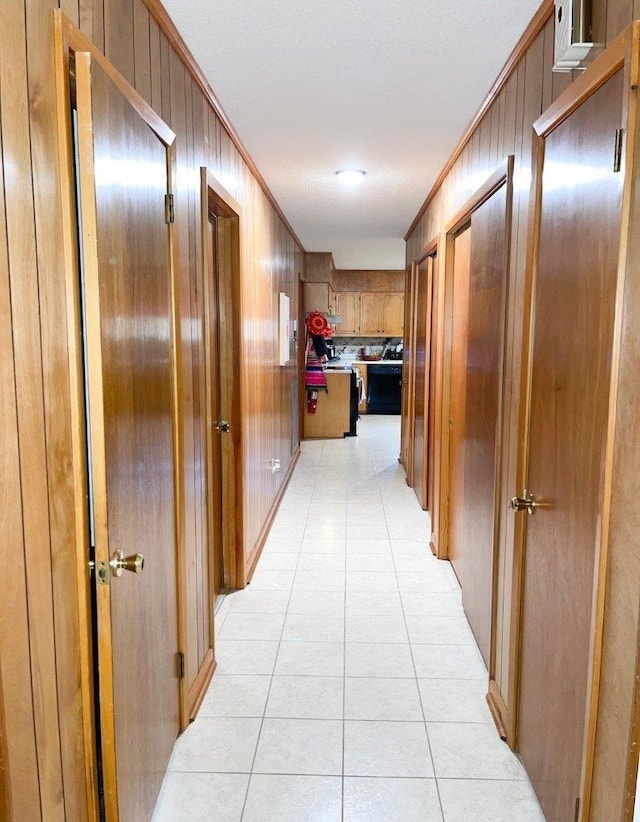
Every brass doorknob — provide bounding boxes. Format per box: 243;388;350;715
509;490;538;515
109;550;144;578
215;420;231;433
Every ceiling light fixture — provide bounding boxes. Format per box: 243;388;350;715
335;169;366;186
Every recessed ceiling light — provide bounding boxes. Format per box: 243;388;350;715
335;169;366;186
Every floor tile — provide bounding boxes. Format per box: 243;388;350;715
412;644;487;680
198;675;271;718
282;613;345;642
347;524;390;541
346;553;395;572
293;570;346;591
344;720;434;777
346;538;391;554
389;538;434;554
296;553;346;572
406;615;476;645
345;677;423;721
427;722;527;779
214;640;279;675
346;614;408;644
343;776;443;822
275;641;344;676
243;774;342;822
396;572;452;593
345;643;415;678
346;591;402;616
263;537;303;554
418;678;493;723
256;552;300;571
218;612;285;641
167;718;261;772
346;571;398;592
287;590;346;615
300;538;347;554
253;718;343;775
401;592;462;617
152;772;249;822
437;778;545;822
248;569;296;591
226;590;290;614
266;675;344;719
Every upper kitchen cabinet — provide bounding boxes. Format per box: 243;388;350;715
334;292;360;335
305;281;332;313
336;292;404;336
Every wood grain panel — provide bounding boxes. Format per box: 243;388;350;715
133;0;151;104
411;254;434;510
1;3;65;819
104;0;134;84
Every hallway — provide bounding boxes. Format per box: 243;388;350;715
153;416;545;821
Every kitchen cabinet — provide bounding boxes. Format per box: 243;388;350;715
305;281;331;313
334;292;359;335
304;371;351;438
333;291;404;336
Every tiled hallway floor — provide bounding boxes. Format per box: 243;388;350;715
153;416;545;821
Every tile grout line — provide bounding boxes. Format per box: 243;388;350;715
238;439;324;821
376;444;447;822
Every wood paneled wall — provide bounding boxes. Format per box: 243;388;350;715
405;1;640;816
0;0;302;819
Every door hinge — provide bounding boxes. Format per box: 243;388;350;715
574;796;581;822
165;193;175;224
614;128;624;172
176;651;185;679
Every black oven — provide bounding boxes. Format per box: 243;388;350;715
367;364;402;414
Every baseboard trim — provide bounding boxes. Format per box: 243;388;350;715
245;446;301;583
487;679;508;742
187;648;216;722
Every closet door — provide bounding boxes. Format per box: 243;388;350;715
517;69;624;822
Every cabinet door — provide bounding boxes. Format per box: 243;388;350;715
359;293;384;334
380;293;404;335
334;293;359;335
305;282;330;313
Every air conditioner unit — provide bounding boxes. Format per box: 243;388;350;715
554;0;593;72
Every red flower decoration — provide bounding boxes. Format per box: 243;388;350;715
305;311;330;335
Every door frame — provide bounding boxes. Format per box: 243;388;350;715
200;168;244;593
411;239;437;511
438;157;514;558
401;261;417;484
508;26;640;821
54;12;184;818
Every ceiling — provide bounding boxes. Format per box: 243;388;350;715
162;0;542;268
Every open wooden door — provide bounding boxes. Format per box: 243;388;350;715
400;263;417;481
515;67;625;822
75;52;181;821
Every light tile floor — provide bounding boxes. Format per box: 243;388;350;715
153;415;546;822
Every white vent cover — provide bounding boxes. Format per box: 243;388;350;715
554;0;593;72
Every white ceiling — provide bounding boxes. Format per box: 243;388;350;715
162;0;542;268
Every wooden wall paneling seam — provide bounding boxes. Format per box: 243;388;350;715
53;15;100;820
1;3;66;818
149;15;161;113
404;0;554;240
104;0;135;85
27;5;91;820
0;56;42;822
132;0;151;105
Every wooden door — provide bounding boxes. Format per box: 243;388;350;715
335;292;359;335
206;213;224;606
412;255;435;510
448;226;471;586
460;185;509;666
380;293;404;335
400;265;415;472
360;293;384;334
75;53;180;821
517;70;624;822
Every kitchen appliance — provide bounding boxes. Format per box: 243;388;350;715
367;364;402;414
